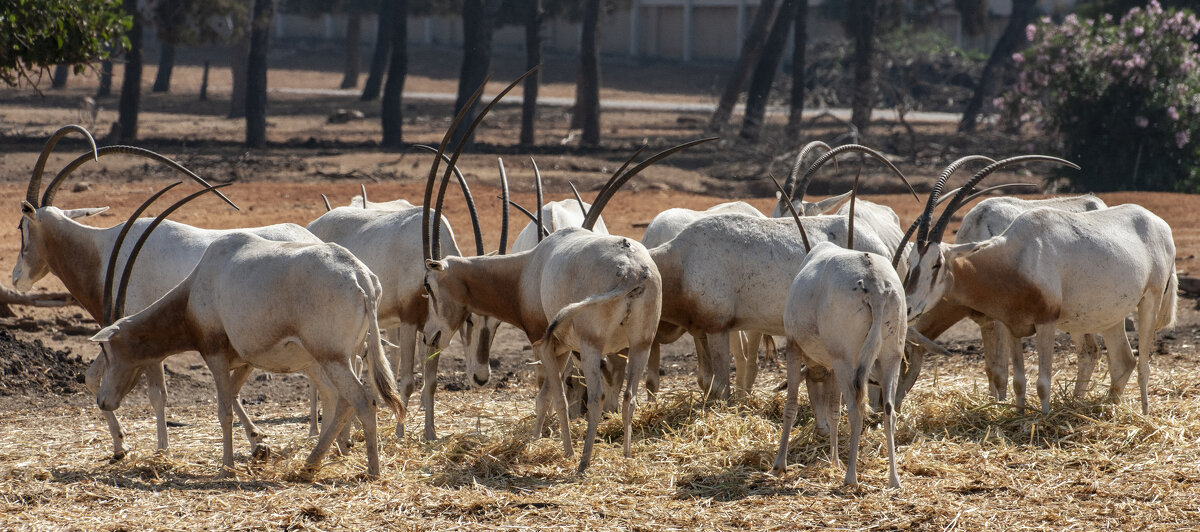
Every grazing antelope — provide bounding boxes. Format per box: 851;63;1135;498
92;186;403;479
900;156;1177;414
15;125;315;460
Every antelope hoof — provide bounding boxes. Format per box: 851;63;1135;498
252;444;271;461
109;451;127;462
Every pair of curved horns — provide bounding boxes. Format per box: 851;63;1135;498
423;66;541;263
779;140;833;206
101;182;234;325
581;137;718;230
27;125;98;207
768;174;811;253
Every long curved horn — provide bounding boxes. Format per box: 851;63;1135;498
782;140;833;203
360;184;368;208
500;197;551;237
956;183;1040;205
498;158;510;254
797;144;918;205
29;125;98;207
109;183;234;322
768;174;811;252
929;155;1079;243
568;181;588;216
43;145;239;210
100;181;184;325
321;194;332;212
847;163;862;249
915;155;996;248
532;157;544;242
889;181;1029;264
581;137;718;230
413;144;484;256
423;76;489;262
430;66;542;261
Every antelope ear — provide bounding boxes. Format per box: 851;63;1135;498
91;324;120;342
20;201;36;217
945;240;989;261
425;259;445;271
774;190;782;200
811;190;853;215
62;207;109;219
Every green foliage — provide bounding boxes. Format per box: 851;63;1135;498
999;2;1200;192
150;0;249;45
0;0;131;87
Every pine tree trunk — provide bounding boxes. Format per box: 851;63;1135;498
361;2;392;101
229;32;250;118
740;0;798;142
450;0;500;149
341;12;363;89
519;0;542;146
707;0;781;134
381;0;408;148
958;0;1037;132
786;2;808;137
97;59;113;97
578;0;601;146
52;65;69;89
152;42;175;92
245;0;274;148
117;0;143;142
850;0;878;136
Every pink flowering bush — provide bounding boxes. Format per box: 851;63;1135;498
999;2;1200;191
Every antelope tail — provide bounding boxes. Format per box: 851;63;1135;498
363;275;405;422
541;268;652;346
854;280;888;413
1158;265;1179;331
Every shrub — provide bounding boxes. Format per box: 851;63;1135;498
999;2;1200;192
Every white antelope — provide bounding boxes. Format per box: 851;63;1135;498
640;200;770;398
417;96;700;470
307;172;493;442
647;145;924;399
15;126;317;460
901;156;1178;414
92;186;404;478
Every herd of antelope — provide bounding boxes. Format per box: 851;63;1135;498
13;72;1178;489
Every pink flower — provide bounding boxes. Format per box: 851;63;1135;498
1012;53;1025;64
1136;116;1150;128
1026;24;1037;41
1178;131;1190;148
1169;106;1179;120
1133;26;1145;37
992;97;1005;108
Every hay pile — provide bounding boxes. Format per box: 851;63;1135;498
2;353;1200;528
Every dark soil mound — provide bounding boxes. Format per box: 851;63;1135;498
0;329;88;396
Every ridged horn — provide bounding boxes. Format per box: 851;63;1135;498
413;144;484;256
781;140;833;205
768;174;811;253
532;157;544;242
581;137;718;230
360;184;368;208
498;158;510;255
929;155;1079;243
43;145;239;210
568;181;588;216
29;125;98;207
797;144;917;205
423;75;490;262
430;66;542;261
107;183;233;322
847;163;861;249
100;181;184;325
321;194;332;212
915;155;996;248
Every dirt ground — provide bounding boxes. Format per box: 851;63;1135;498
3;45;1200;528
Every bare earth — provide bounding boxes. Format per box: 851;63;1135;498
1;47;1200;529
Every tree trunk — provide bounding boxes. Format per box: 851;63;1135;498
849;0;879;135
707;0;782;134
450;0;500;149
117;0;143;142
152;42;175;92
740;0;798;142
229;32;250;118
97;59;113;97
52;65;69;89
519;0;543;146
361;2;392;101
341;12;363;89
578;0;602;146
381;0;408;148
245;0;274;148
786;1;808;137
958;0;1038;132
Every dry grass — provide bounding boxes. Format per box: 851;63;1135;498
4;358;1200;531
